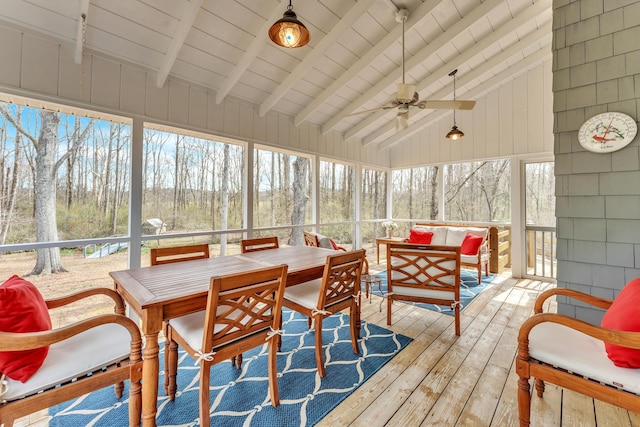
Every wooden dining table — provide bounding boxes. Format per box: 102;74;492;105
109;245;339;427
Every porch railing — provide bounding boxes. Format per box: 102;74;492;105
525;225;557;280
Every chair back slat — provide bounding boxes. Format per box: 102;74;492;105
318;250;365;309
150;244;210;265
240;236;279;253
202;265;288;353
303;231;320;247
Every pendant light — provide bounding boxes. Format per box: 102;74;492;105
445;69;465;140
268;0;310;48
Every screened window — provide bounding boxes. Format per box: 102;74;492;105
444;159;511;222
142;125;244;234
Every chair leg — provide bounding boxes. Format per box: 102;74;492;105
477;266;482;284
129;371;143;427
268;339;280;406
454;303;461;336
114;381;124;398
199;364;211;427
166;333;179;400
387;297;392;325
350;304;360;355
314;315;326;377
517;374;532;427
534;378;545;398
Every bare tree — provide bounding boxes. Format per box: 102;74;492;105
1;107;92;274
219;144;230;255
291;156;309;245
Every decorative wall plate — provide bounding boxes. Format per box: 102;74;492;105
578;112;637;153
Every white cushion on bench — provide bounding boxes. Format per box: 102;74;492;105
412;226;447;245
529;322;640;394
4;323;131;401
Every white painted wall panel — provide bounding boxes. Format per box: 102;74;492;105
119;65;145;115
168;80;189;125
485;90;500;158
222;97;240;137
473;98;487;160
59;47;91;104
527;66;545;154
512;74;528;155
145;73;168;120
206;93;224;132
21;33;58;96
238;100;254;140
188;86;207;129
499;83;514;157
0;26;21;87
90;56;121;110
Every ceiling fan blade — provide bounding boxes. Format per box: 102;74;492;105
396;110;409;131
417;100;476;110
345;105;395;117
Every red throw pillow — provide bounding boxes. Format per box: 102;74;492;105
0;275;52;382
408;228;433;244
329;239;340;250
601;278;640;368
461;233;483;255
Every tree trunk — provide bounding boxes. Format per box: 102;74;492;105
291;156;308;245
31;111;66;275
219;144;230;255
429;166;439;220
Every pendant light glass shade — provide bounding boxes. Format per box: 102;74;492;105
445;69;464;140
269;1;310;48
446;125;464;140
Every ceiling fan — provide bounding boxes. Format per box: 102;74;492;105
348;8;476;131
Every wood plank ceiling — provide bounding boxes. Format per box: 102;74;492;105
0;0;552;150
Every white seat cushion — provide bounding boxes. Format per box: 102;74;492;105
529;322;640;394
4;323;131;401
284;278;323;310
169;305;253;351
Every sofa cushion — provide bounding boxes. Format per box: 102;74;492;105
601;278;640;368
461;233;484;255
0;276;52;382
408;228;433;244
412;226;447;245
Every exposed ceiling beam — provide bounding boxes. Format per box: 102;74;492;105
342;0;551;141
258;0;376;117
378;46;552;150
293;0;443;127
156;0;204;88
216;2;287;105
74;0;90;64
321;0;505;135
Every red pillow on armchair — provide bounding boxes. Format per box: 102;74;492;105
408;228;433;244
461;233;484;255
601;278;640;368
0;275;52;382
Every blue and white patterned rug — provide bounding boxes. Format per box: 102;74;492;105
372;269;496;315
49;309;411;426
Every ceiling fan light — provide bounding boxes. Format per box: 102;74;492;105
268;3;309;48
396;83;416;103
446;125;464;140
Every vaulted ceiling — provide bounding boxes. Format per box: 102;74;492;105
0;0;552;150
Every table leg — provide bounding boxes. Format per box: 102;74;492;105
376;241;381;264
141;309;162;427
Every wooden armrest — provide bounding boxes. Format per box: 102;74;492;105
518;312;640;356
0;313;142;352
46;288;126;315
534;288;613;314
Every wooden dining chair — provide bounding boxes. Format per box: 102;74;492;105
240;236;279;253
163;265;288;427
386;243;461;335
281;249;365;377
0;281;143;427
304;231;370;276
150;243;210;265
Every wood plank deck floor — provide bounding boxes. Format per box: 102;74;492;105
17;270;640;427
